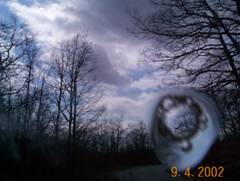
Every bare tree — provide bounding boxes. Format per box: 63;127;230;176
94;114;127;153
131;0;240;93
126;121;151;152
0;18;34;97
22;41;39;135
50;45;68;145
108;115;127;153
0;18;37;136
214;89;240;137
34;76;51;143
51;34;103;165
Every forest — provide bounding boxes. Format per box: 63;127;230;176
0;0;240;181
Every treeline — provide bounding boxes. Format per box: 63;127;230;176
0;19;156;181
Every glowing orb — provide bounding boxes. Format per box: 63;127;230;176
151;88;220;171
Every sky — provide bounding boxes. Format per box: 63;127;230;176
0;0;163;124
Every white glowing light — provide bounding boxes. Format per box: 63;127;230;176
151;88;220;171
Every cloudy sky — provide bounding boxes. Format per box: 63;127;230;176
0;0;164;123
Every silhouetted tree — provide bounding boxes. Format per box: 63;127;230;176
51;34;104;172
125;121;151;152
0;18;34;94
131;0;240;93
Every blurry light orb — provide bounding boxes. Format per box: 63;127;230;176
151;88;220;171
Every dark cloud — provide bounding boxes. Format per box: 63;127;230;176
62;0;153;44
93;45;130;85
58;0;154;85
